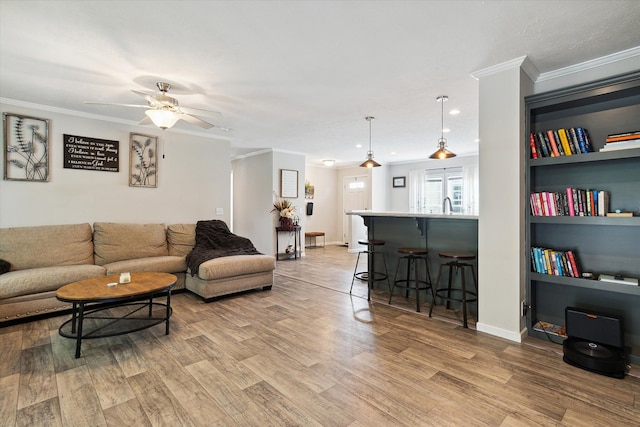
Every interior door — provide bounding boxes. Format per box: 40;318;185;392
343;175;369;244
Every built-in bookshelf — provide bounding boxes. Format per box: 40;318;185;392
524;71;640;365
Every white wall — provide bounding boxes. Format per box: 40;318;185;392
232;149;306;256
304;164;340;243
476;62;533;342
0;102;230;228
232;151;273;254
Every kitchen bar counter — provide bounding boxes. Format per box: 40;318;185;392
347;211;478;310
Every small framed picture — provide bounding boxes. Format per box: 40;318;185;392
3;113;50;181
129;133;158;188
393;176;406;188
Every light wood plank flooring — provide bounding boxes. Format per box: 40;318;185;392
1;245;639;426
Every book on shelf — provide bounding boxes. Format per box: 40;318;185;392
533;321;567;338
529;189;609;217
600;139;640;152
531;247;580;277
598;274;639;286
546;130;560;157
605;130;640;142
530;127;593;158
558;128;574;155
529;133;539;159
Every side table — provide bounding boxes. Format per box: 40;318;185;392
275;225;301;260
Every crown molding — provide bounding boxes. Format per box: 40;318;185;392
536;46;640;82
0;97;234;141
470;55;540;82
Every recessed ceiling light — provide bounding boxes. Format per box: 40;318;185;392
449;109;460;115
442;128;451;133
474;138;480;143
355;144;362;148
391;152;396;155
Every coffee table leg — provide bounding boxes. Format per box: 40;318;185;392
149;296;153;317
71;303;77;334
165;291;171;335
75;303;84;358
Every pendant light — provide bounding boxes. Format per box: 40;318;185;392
359;116;381;168
429;95;457;159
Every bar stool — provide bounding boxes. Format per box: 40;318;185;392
389;248;435;312
428;251;477;328
350;239;390;300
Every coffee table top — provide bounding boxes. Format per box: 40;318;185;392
56;272;176;303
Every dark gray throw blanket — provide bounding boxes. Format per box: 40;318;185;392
186;220;261;276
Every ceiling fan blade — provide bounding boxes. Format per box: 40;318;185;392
131;90;158;104
179;106;224;120
84;101;149;109
180;114;215;129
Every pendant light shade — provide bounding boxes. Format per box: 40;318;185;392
429;95;457;159
359;116;381;168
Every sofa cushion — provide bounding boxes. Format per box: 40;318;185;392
167;224;195;257
103;256;187;275
197;254;275;281
0;223;94;270
93;222;168;265
0;264;106;299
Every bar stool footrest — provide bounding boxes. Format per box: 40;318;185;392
434;288;477;303
354;271;388;282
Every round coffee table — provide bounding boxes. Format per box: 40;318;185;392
56;272;176;358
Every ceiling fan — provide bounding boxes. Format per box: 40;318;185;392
85;82;228;130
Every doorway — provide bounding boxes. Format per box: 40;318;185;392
342;175;369;245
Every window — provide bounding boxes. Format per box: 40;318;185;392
412;167;465;214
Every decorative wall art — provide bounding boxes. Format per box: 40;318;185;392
129;133;158;188
3;113;50;181
63;134;119;172
305;180;314;199
393;176;406;188
280;169;298;198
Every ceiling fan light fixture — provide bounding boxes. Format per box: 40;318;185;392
429;95;457;160
145;109;180;130
360;116;381;168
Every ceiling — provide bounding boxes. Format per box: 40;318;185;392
1;1;639;167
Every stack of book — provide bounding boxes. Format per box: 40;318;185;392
529;127;593;159
530;188;609;217
531;247;581;278
599;130;640;152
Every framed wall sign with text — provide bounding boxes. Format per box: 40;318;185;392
281;169;298;198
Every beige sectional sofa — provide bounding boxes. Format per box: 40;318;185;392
0;222;275;323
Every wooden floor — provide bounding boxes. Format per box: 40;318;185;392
1;245;639;426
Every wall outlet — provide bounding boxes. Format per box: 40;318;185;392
216;208;223;215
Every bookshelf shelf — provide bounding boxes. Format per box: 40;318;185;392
529;216;640;226
530;273;640;296
525;70;640;365
529;147;640;167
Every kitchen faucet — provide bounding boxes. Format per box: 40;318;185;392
443;197;453;215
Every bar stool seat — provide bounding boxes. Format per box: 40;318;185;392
389;247;435;312
350;239;390;300
429;251;477;328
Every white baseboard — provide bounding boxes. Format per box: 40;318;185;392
476;322;524;343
